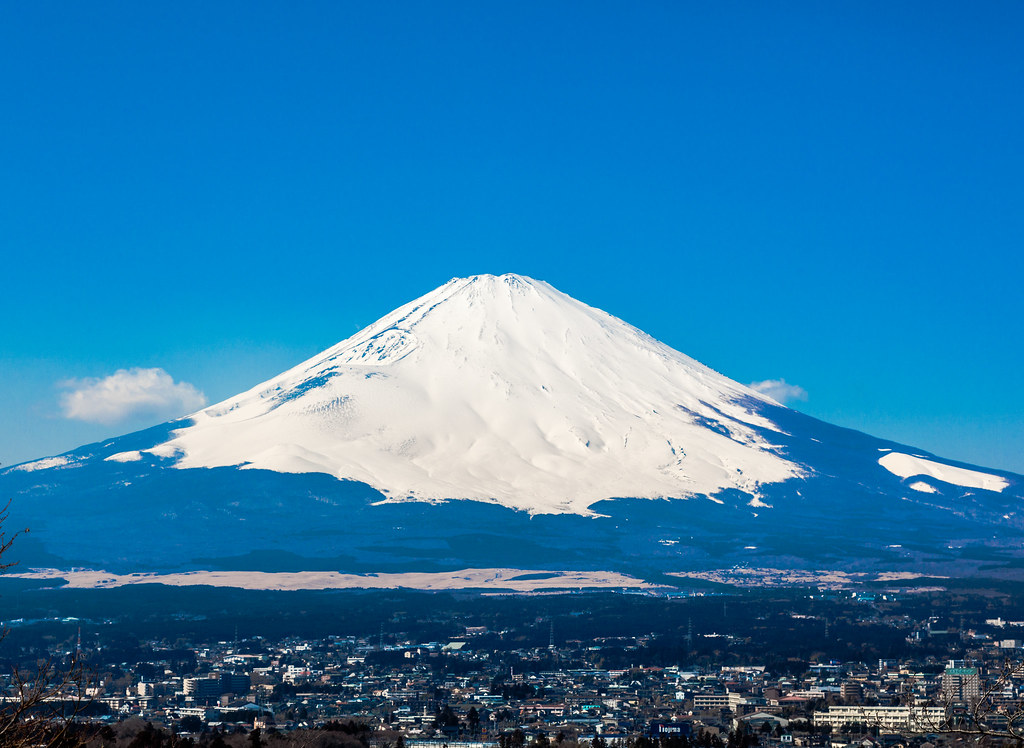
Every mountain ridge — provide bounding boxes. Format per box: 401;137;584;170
2;273;1021;576
130;273;805;515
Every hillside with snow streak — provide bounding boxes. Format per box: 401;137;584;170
145;274;803;514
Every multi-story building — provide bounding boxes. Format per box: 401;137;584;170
693;693;731;711
219;672;251;695
943;662;981;704
183;677;222;701
813;705;946;732
839;681;863;702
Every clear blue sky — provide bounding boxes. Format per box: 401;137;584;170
2;1;1022;473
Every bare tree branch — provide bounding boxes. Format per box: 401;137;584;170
0;500;92;748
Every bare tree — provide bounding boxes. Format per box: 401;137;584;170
932;659;1024;743
0;500;93;748
0;501;24;575
0;656;91;748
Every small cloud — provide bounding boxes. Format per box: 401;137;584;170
749;378;808;405
59;367;207;425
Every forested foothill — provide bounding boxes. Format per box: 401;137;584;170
3;578;1024;672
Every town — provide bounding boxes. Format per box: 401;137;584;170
3;584;1024;746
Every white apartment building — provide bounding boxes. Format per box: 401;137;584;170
813;705;947;731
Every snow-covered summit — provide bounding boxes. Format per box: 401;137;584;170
4;273;1022;575
152;273;804;514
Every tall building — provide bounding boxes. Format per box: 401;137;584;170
220;672;251;695
942;661;980;704
840;681;863;703
183;676;222;702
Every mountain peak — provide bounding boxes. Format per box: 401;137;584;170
4;275;1021;575
429;273;552;310
438;272;544;304
454;272;537;286
142;275;799;515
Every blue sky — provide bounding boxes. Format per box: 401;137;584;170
2;1;1022;473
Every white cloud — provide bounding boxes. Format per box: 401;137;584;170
60;367;207;425
749;378;808;405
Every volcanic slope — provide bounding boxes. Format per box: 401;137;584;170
3;274;1021;574
147;273;802;514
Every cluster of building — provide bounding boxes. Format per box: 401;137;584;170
7;593;1024;746
38;628;1021;746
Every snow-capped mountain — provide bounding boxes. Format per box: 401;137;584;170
143;273;802;515
2;274;1021;577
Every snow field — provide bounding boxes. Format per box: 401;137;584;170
151;274;804;515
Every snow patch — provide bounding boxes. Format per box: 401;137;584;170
10;567;657;592
11;456;72;472
879;452;1008;493
146;444;185;460
105;451;142;463
908;480;938;494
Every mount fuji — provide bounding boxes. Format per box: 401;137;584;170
3;274;1022;580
